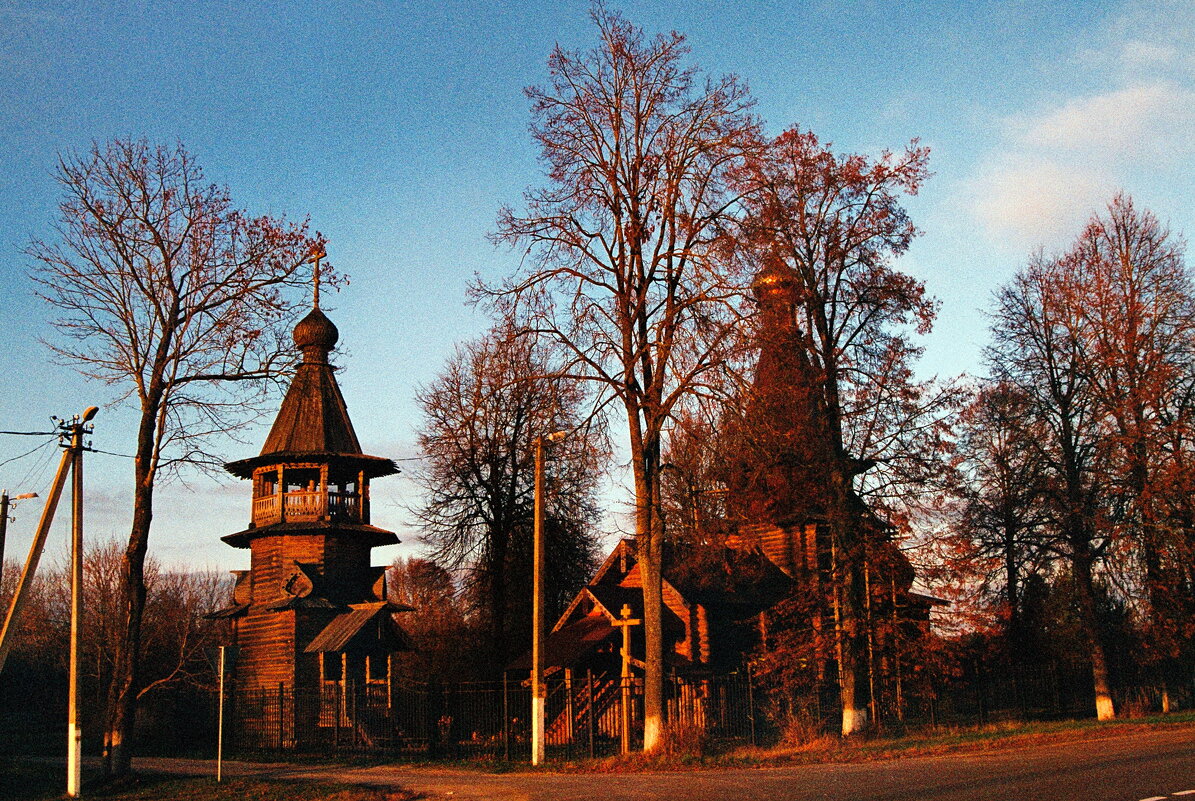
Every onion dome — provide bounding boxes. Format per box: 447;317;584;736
751;257;798;303
293;307;339;362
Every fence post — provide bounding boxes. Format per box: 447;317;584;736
1051;663;1062;713
586;669;595;759
503;672;511;762
974;669;986;725
746;664;757;747
278;682;285;751
333;683;341;750
443;683;452;758
619;673;630;754
351;679;359;748
565;668;574;759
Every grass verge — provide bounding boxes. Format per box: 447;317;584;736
0;761;419;801
554;711;1195;772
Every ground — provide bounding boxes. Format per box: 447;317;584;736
7;719;1195;801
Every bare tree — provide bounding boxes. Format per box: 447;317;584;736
988;251;1119;719
953;382;1052;661
411;326;605;672
737;127;939;734
29;139;323;776
487;8;759;749
1070;196;1195;679
1;541;226;751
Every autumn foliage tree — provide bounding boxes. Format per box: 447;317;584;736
29;139;323;776
489;9;759;749
386;557;470;680
736;128;947;734
1070;196;1195;683
984;195;1195;718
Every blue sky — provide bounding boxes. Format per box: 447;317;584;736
1;0;1192;572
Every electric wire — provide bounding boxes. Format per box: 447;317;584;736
90;448;135;459
16;438;60;493
0;438;57;469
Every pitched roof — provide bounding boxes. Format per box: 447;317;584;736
221;520;399;549
224;307;398;480
507;615;617;671
304;602;413;653
261;360;361;457
584;585;643;624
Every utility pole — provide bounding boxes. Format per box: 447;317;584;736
0;407;94;797
0;490;39;568
0;428;76;671
67;409;94;798
531;430;567;766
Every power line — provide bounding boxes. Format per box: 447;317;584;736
90;448;135;459
17;439;60;490
0;430;57;437
0;437;56;469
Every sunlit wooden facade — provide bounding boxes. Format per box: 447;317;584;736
526;260;941;704
212;297;411;744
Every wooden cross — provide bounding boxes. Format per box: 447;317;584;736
611;603;640;753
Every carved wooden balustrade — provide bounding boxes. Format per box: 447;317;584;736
252;490;362;526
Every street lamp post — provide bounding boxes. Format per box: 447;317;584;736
0;490;39;568
67;409;94;798
0;407;94;798
531;430;567;766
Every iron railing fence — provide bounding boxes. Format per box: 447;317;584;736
227;670;759;758
213;663;1195;760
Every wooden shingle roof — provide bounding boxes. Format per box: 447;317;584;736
225;307;398;479
304;602;414;653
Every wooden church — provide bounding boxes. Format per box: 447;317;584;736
524;259;940;720
212;262;412;744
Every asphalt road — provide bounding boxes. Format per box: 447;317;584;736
139;725;1195;801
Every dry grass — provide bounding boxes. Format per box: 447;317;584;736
0;763;420;801
729;710;1195;767
556;710;1195;773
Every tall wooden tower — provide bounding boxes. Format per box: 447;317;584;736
215;271;410;721
720;257;839;576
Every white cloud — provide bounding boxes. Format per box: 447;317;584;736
970;160;1110;252
1076;0;1195;81
1014;82;1195;159
963;2;1195;253
1119;41;1179;70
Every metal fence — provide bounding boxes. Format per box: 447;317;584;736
901;663;1194;728
228;670;759;758
216;663;1194;761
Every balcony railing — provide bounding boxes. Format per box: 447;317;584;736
252;490;362;526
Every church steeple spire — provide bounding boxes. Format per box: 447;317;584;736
719;254;832;525
225;247;396;478
291;244;337;364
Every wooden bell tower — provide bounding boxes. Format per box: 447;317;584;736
215;254;410;717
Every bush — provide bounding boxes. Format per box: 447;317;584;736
657;721;711;759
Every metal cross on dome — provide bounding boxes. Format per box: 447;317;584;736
308;244;327;309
